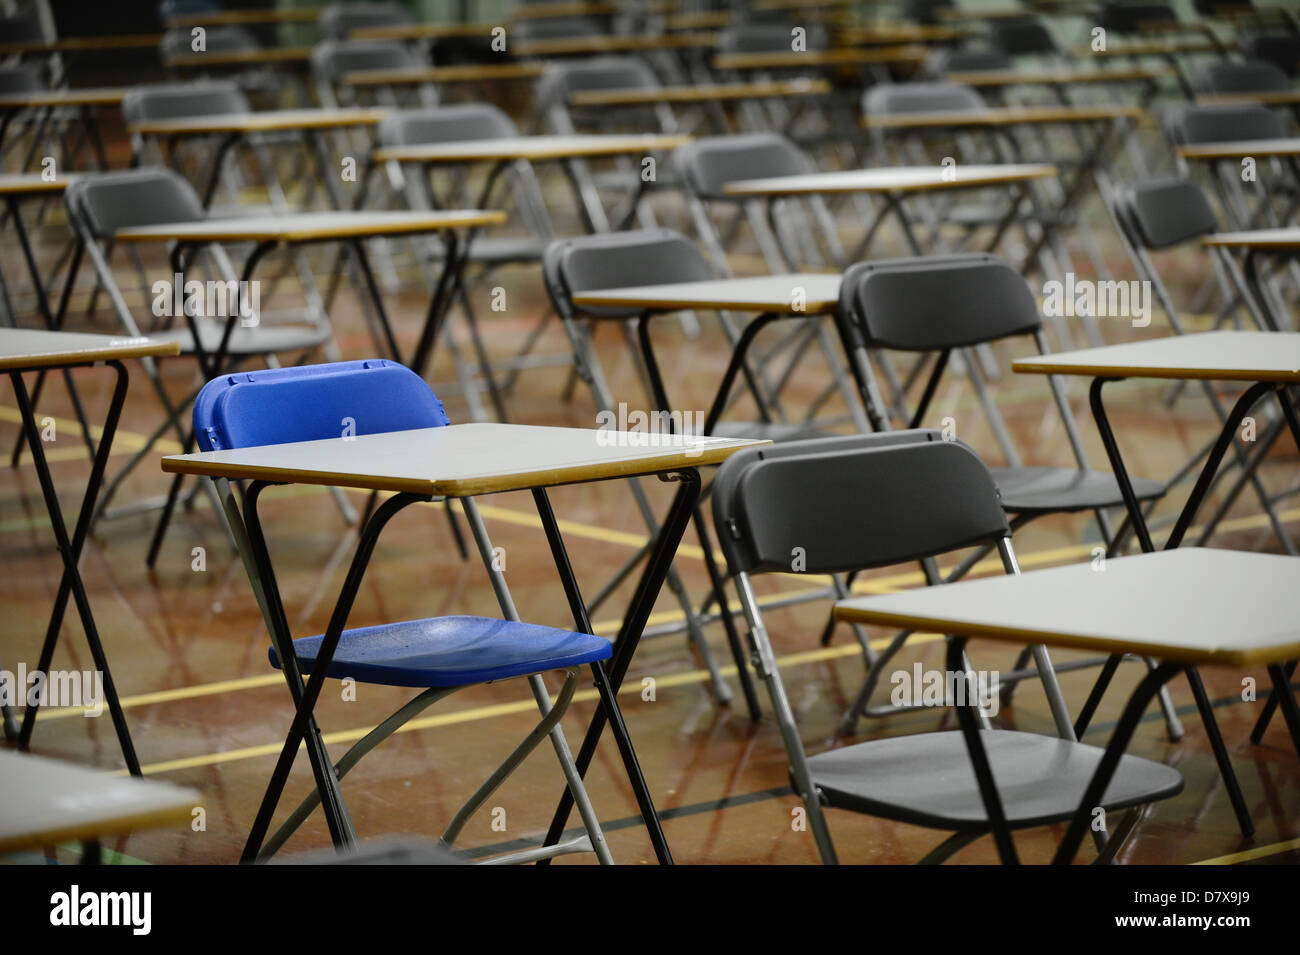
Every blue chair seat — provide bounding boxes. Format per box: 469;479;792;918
269;615;612;688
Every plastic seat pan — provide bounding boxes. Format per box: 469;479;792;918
991;465;1165;514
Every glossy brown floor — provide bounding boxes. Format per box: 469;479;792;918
2;164;1299;867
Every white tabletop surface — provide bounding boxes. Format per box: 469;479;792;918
1011;331;1300;383
572;273;842;315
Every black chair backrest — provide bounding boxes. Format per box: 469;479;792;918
1097;2;1178;34
673;133;813;200
1195;59;1291;94
543;228;717;321
862;81;986;116
317;2;413;40
715;21;828;54
123;81;250;124
988;17;1059;57
1194;0;1253;12
926;45;1012;76
0;15;45;46
66;167;206;239
376;103;517;146
311;39;423;84
1243;33;1300;79
1166;102;1287;144
0;65;43;94
837;253;1041;352
159;25;258;59
900;0;956;25
1113;176;1219;250
712;431;1010;577
536;55;660;109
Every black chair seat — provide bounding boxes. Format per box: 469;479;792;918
992;465;1165;515
804;729;1184;831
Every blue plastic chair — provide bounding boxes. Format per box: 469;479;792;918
196;360;629;864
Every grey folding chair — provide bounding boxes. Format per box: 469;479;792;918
367;103;554;420
833;253;1258;837
713;430;1185;864
924;45;1012;78
544;227;799;715
986;16;1063;60
672;133;869;431
1194;59;1292;94
1244;33;1300;79
309;38;428;108
1108;175;1297;553
62;168;333;529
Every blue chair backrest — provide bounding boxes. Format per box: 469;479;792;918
193;360;449;452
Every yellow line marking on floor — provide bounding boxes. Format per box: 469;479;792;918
0;406;183;455
1191;836;1300;865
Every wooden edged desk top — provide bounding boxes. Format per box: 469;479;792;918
0;34;161;55
373;133;690;164
945;67;1167;87
714;46;926;70
349;22;499;40
514;32;716;56
572;273;842;315
0;329;181;371
162;46;315;69
128;107;388;137
0;173;75;196
162;422;766;497
0;751;197;854
112;209;505;245
344;63;546;87
834;548;1300;669
0;87;128;110
1080;38;1224;57
1011;330;1300;384
570;78;830;107
1196;90;1300;107
862;104;1142;130
1178;137;1300;160
723;163;1057;197
1204;228;1300;251
163;8;321;27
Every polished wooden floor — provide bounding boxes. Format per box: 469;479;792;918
2;126;1298;866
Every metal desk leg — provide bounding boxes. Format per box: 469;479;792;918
11;360;141;776
537;468;702;863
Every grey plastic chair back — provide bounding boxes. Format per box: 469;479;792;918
536;56;661;110
0;65;43;94
900;0;956;24
160;25;259;59
0;15;44;46
1097;2;1177;34
837;253;1041;352
926;45;1012;76
988;18;1059;57
1113;176;1218;250
543;228;717;321
66;167;206;240
376;103;517;146
310;39;424;85
1244;33;1300;78
1194;59;1291;94
1166;102;1287;144
510;17;605;41
712;431;1010;576
862;81;985;116
123;81;250;124
674;132;813;200
317;2;413;40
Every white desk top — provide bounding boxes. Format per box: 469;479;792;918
1204;228;1300;251
834;549;1300;668
723;163;1057;197
373;133;691;164
1178;137;1300;161
1011;330;1300;383
0;87;128;109
113;210;505;244
569;78;831;107
0;329;181;371
572;273;842;315
0;751;197;853
128;107;388;137
162;422;765;496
